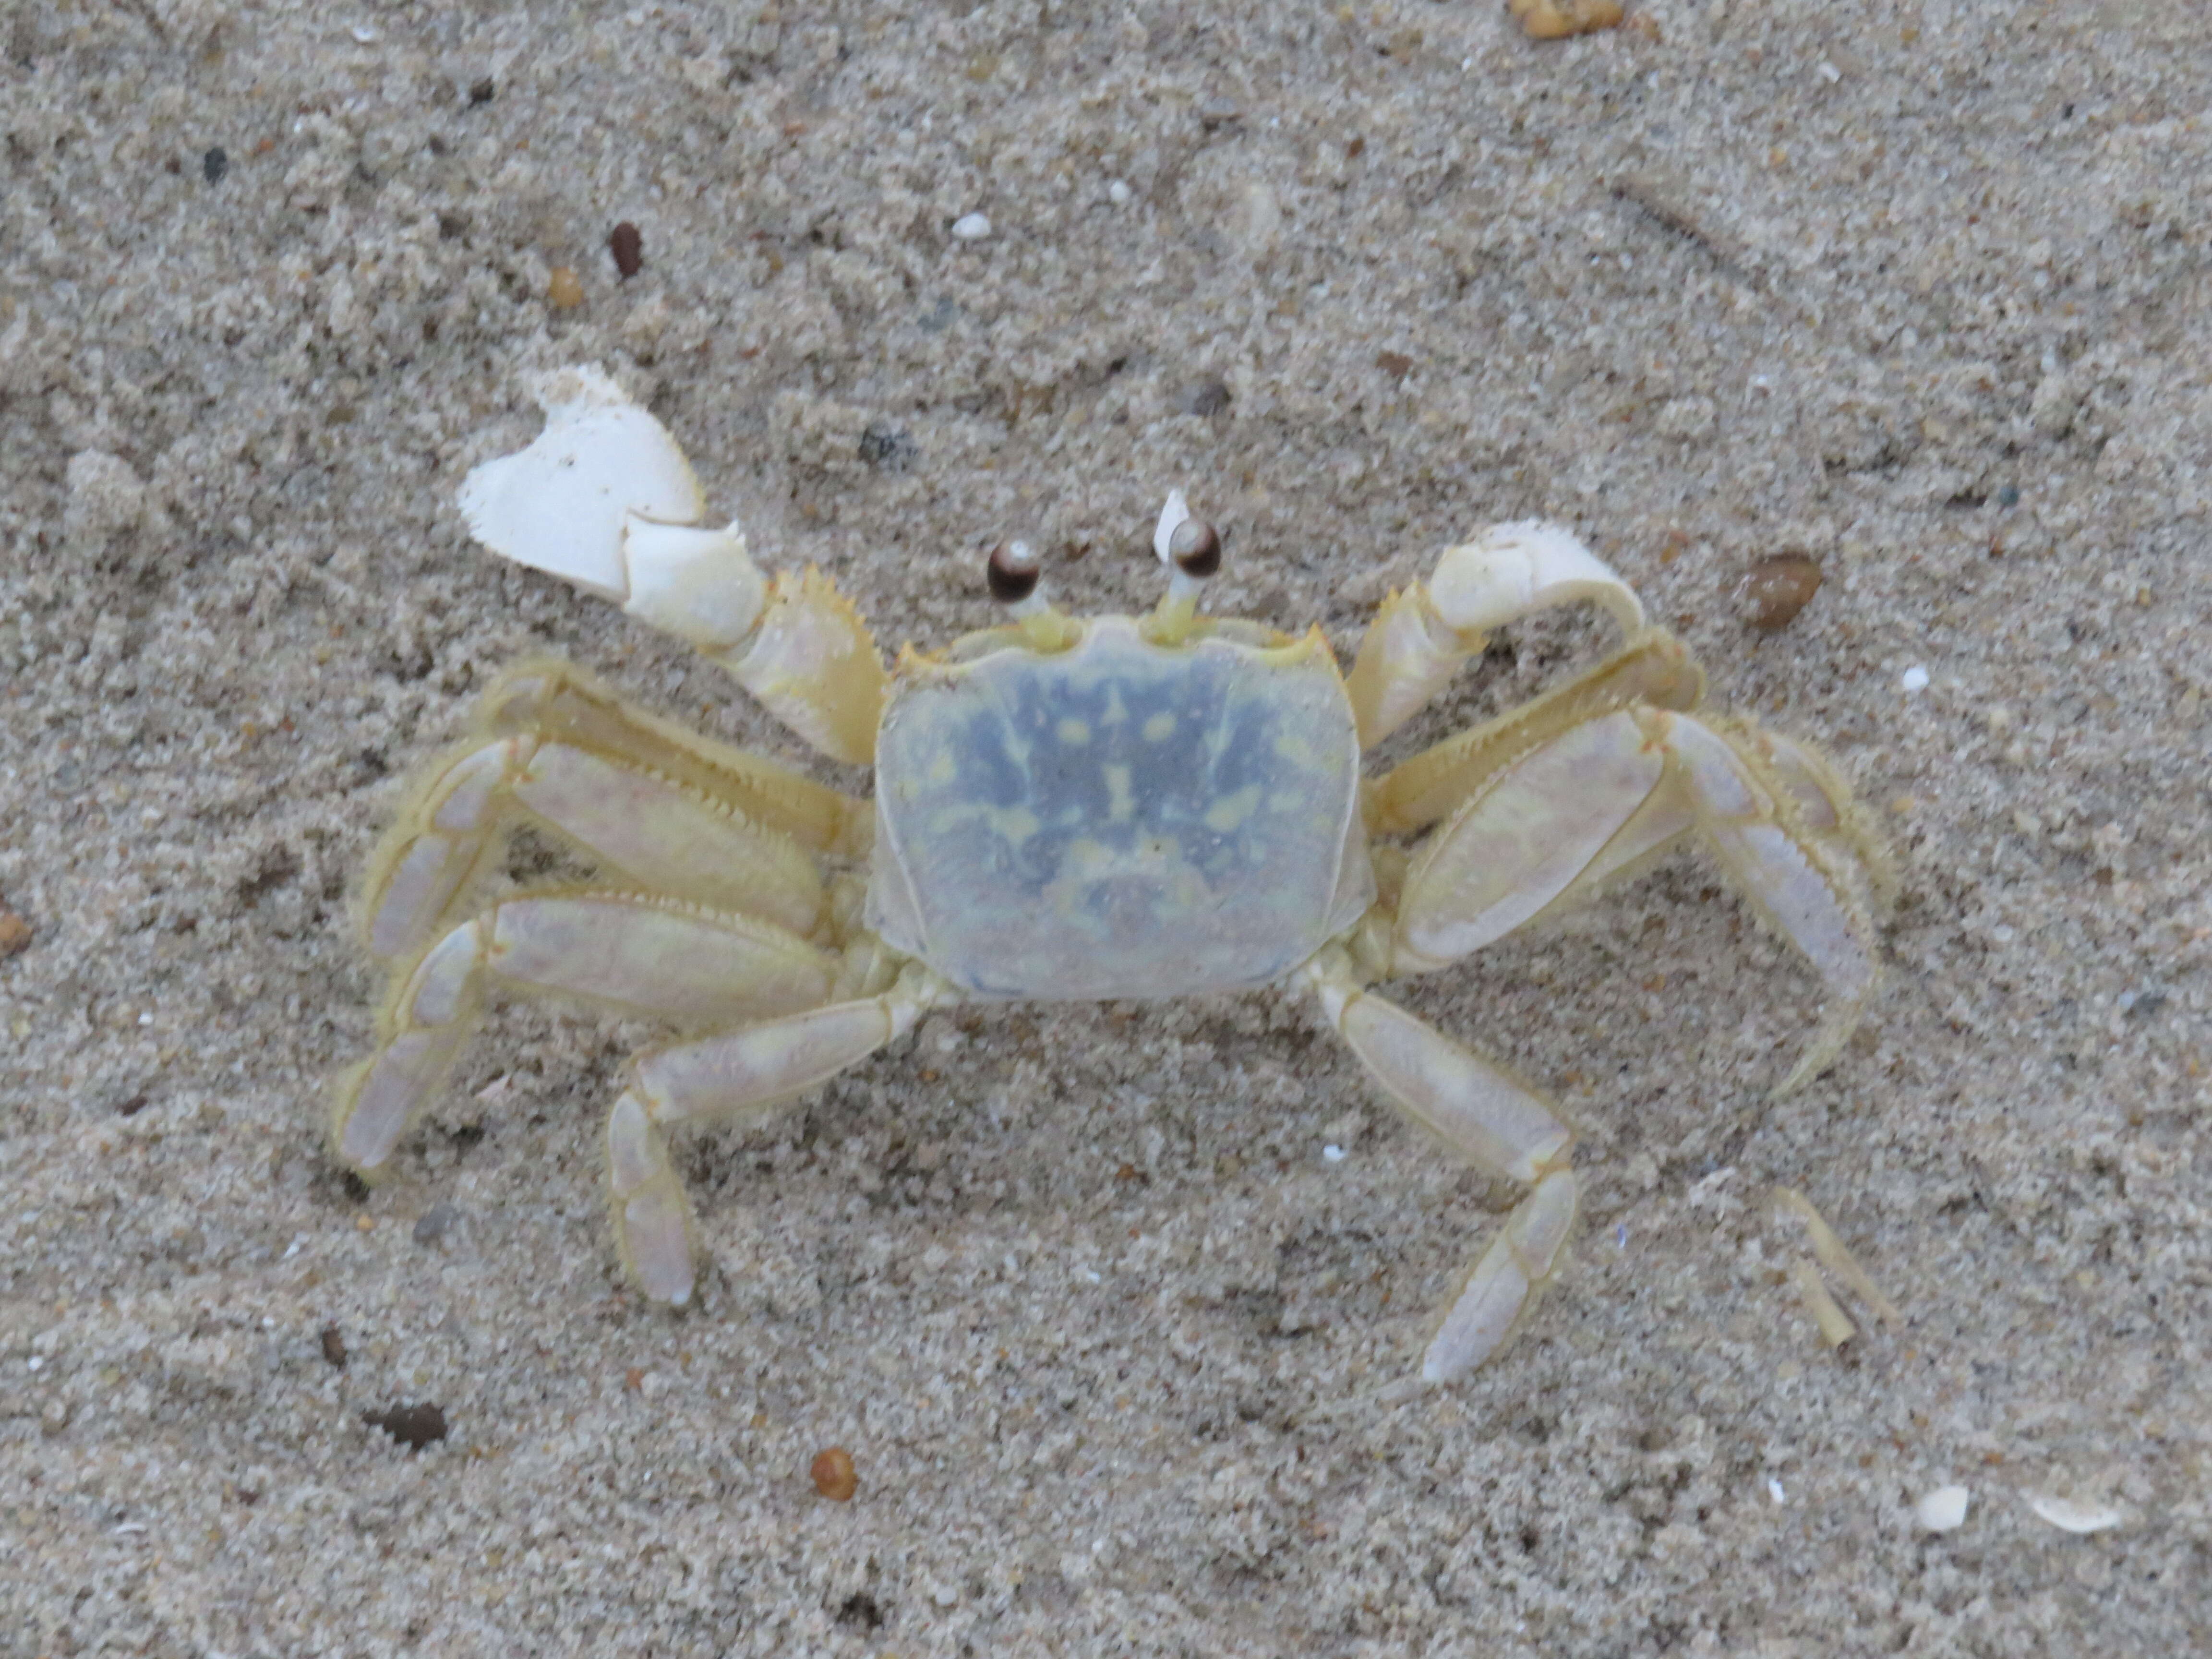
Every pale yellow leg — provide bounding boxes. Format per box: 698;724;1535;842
1345;521;1648;748
1305;951;1579;1381
331;891;840;1175
360;661;862;964
604;967;944;1303
1391;703;1882;1094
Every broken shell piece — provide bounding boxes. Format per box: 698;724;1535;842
1916;1485;1970;1532
1510;0;1626;40
2027;1493;2124;1534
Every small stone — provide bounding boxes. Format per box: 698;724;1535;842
1899;664;1930;693
319;1325;349;1369
468;76;495;105
1509;0;1626;40
609;221;643;278
412;1203;459;1247
950;212;993;241
546;267;585;310
811;1446;859;1501
1916;1485;1970;1532
64;451;148;543
0;909;30;959
1181;378;1232;418
202;146;228;184
1376;350;1414;381
1742;554;1822;631
1108;179;1132;206
366;1402;448;1450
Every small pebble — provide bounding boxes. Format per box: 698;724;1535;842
201;147;228;184
546;267;585;310
1376;350;1415;381
950;212;993;241
1899;664;1930;694
1742;554;1823;631
469;76;496;105
1916;1485;1970;1532
812;1446;859;1501
366;1402;448;1450
1767;1479;1787;1505
1322;1144;1347;1163
609;221;643;278
1509;0;1625;39
1108;180;1132;206
0;909;31;958
319;1325;348;1369
412;1203;459;1247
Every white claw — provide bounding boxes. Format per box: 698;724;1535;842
1428;520;1646;638
458;366;707;599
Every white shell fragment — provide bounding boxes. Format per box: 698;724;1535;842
1916;1485;1970;1532
1899;664;1930;693
951;212;993;241
2026;1493;2124;1534
457;365;704;600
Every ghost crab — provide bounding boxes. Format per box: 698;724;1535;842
333;365;1885;1382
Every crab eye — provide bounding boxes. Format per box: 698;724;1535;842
1167;517;1222;580
986;539;1042;604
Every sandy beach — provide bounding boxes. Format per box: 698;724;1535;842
2;1;2206;1652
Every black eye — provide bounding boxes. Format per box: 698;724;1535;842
986;539;1041;603
1168;518;1221;579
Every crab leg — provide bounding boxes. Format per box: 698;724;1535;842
1345;521;1647;748
1393;706;1880;1093
1305;952;1579;1380
361;723;833;965
457;366;886;763
604;967;944;1303
332;893;839;1175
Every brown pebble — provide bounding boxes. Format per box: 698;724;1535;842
1376;350;1414;381
610;221;643;278
811;1446;858;1501
1510;0;1626;40
1742;554;1824;632
366;1401;447;1450
320;1325;348;1369
0;909;31;958
546;266;585;310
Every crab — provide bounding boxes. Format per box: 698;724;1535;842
333;365;1886;1382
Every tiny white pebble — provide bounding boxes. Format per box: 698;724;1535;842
1107;180;1132;206
1767;1478;1786;1505
1081;1268;1101;1284
138;1011;153;1025
1916;1485;1971;1531
1322;1144;1347;1164
1817;60;1842;84
2027;1493;2124;1534
951;212;993;241
350;23;378;42
1899;664;1930;693
26;1356;43;1372
1615;1223;1628;1249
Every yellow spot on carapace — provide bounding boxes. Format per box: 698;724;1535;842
1142;712;1177;742
1203;784;1262;834
1106;765;1134;822
1058;718;1092;745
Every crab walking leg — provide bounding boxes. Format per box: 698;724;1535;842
604;970;944;1302
458;366;886;763
332;894;839;1174
1304;954;1578;1380
1649;709;1879;1092
1346;521;1648;748
360;725;829;963
1393;706;1879;1092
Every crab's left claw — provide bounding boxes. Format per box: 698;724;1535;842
459;366;884;764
